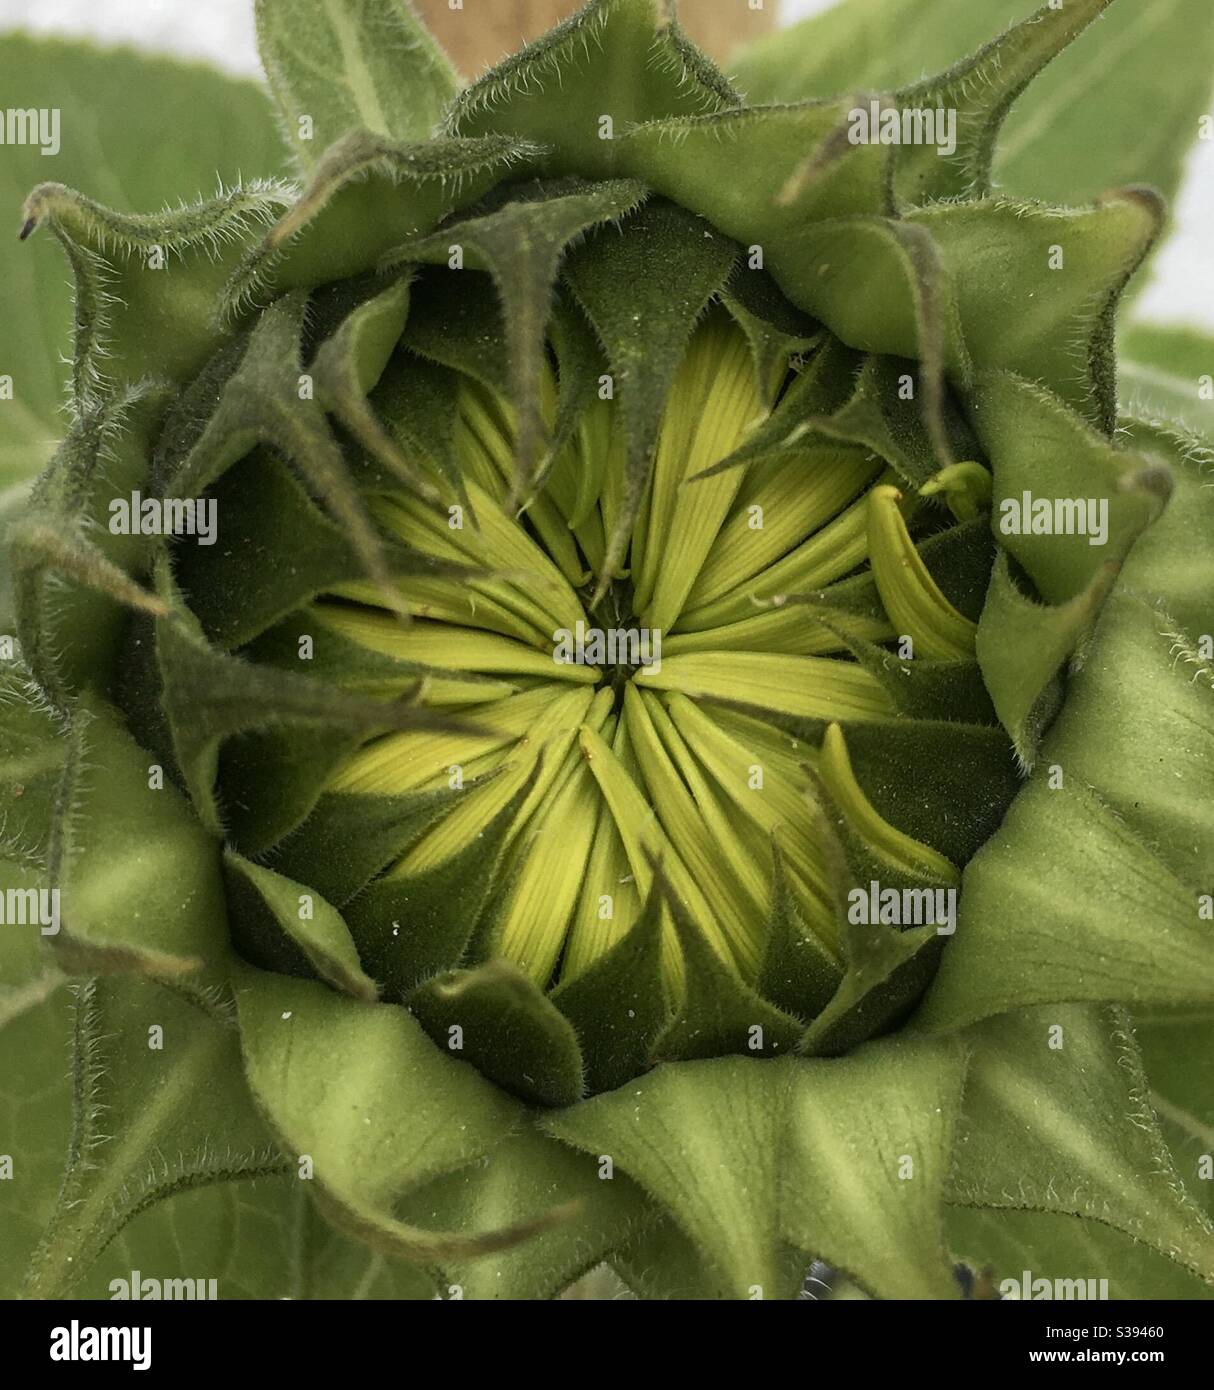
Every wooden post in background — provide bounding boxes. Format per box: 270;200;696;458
416;0;779;76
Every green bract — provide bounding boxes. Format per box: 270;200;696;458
3;0;1213;1301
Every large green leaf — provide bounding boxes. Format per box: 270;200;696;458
72;1179;437;1300
945;1010;1213;1301
732;0;1214;206
22;977;289;1299
0;990;72;1299
1137;1013;1214;1226
733;0;1044;101
0;34;288;487
47;695;231;990
397;1126;656;1300
948;1208;1214;1300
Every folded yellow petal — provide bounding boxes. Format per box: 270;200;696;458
818;722;959;885
661;692;840;955
329;574;546;647
919;461;993;523
866;484;979;660
578;721;734;982
494;753;602;985
394;750;541;876
663;602;893;657
624;687;764;977
329;684;579;795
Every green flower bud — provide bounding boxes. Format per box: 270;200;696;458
5;0;1213;1303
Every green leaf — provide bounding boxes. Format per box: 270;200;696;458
948;1009;1214;1299
24;977;288;1298
20;182;291;408
172;448;369;651
890;0;1114;205
256;0;459;169
949;1206;1214;1300
223;131;539;312
971;371;1170;764
546;1037;966;1300
619;102;889;248
224;852;379;1002
945;1005;1214;1285
0;679;69;1043
447;0;740;178
0;987;72;1298
74;1179;437;1300
0;34;287;487
780;1035;965;1299
13;387;173;702
1120;323;1214;436
544;1056;805;1299
0;669;68;859
733;0;1045;105
1137;1013;1214;1223
993;0;1214;207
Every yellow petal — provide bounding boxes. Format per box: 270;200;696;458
624;688;763;977
676;470;907;632
329;684;573;795
637;317;765;631
661;693;840;954
494;753;602;985
687;445;881;612
633;650;895;722
577;722;733;982
314;605;599;685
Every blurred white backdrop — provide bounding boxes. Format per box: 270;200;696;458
0;0;1208;329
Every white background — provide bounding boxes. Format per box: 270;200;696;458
0;0;1209;330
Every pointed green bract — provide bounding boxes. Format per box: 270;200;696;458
234;966;571;1260
224;851;379;1001
256;0;459;168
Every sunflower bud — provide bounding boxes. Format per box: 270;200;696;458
6;0;1213;1305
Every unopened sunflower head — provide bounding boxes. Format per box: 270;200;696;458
8;0;1211;1301
6;0;1162;1101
